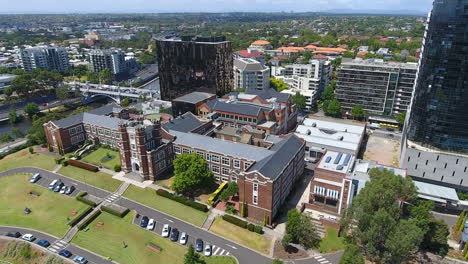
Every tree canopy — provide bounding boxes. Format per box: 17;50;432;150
172;153;215;196
270;78;288;92
219;182;239;202
23;103;40;119
351;105;366;120
396;111;407;126
341;168;449;263
292;92;307;110
283;209;320;250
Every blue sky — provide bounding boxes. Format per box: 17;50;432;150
0;0;433;13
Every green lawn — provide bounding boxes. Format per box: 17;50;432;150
319;227;346;253
0;173;89;237
72;211;235;264
210;217;270;255
58;166;121;192
0;149;56;172
82;147;121;170
123;185;207;227
205;256;238;264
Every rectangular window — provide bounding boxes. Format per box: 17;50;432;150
183;148;190;154
91;126;96;133
253;183;258;192
221;177;229;182
196;151;204;157
231;176;237;183
212;165;220;174
174;146;181;154
222;167;230;175
234;160;240;169
205;153;211;161
131;144;136;150
253;194;258;205
244;162;252;170
221;157;230;166
211;155;220;163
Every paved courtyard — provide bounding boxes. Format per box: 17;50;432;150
364;133;401;167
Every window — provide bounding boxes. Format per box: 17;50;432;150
205;153;211;161
231;176;237;182
132;152;137;158
91;126;96;133
253;183;258;192
211;155;220;163
221;177;229;182
222;167;230;175
253;194;258;205
131;144;136;150
174;146;181;154
221;157;230;166
196;151;204;157
244;162;252;170
183;148;190;154
234;160;240;169
212;165;220;174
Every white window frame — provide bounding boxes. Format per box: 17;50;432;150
244;162;252;170
211;155;220;163
174;146;181;154
234;160;240;169
211;165;220;174
222;167;230;176
231;176;237;183
221;157;230;166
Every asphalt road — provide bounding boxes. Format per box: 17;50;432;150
0;167;342;264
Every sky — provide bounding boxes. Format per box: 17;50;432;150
0;0;433;14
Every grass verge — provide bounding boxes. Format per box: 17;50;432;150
209;217;270;255
318;227;346;253
123;185;207;227
58;166;121;192
0;149;56;172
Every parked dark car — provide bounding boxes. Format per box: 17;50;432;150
195;239;204;252
37;239;50;247
169;228;179;242
59;249;72;258
53;181;64;192
5;231;21;238
64;185;75;195
139;216;149;228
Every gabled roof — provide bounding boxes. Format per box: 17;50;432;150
173;91;215;104
237;50;262;58
205;99;265;117
162;112;205;133
251;40;271;46
50;103;124;129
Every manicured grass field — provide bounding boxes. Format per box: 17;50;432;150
0;173;89;237
123;185;207;227
58;166;121;192
72;211;235;264
0;149;56;172
82;147;121;170
204;256;238;264
318;227;346;253
209;217;270;255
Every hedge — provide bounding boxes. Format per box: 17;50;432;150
114;164;121;172
55;157;65;164
101;205;130;218
156;189;208;212
68;206;93;227
247;223;255;232
222;215;248;229
0;142;30;160
254;225;263;234
76;192;97;207
77;209;101;230
68;159;98;172
207;182;228;206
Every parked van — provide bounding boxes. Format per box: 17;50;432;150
48;179;59;190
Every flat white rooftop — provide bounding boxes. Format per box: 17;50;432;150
317;151;355;174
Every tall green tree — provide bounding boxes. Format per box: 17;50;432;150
11;126;23;138
292;92;307;110
351;105;366;120
9;109;19;125
184;244;202;264
120;97;131;107
219;182;239;202
396;111;407;126
55;85;69;100
324;99;342;117
339;244;365;264
99;68;113;85
23;103;39;119
172;153;215;196
284;209;320;249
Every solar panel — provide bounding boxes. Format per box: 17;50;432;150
337;165;344;171
343;154;351;166
325;156;332;163
334;153;343;164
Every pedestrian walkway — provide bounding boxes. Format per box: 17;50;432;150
112;171;153;188
313;254;331;264
210;245;231;256
49;239;68;253
202;210;219;230
52;164;62;173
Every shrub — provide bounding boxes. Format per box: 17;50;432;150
75;191;97;207
28;147;34;154
101;205;130;218
62;160;68;166
156;189;208;212
254;225;263;234
222;215;248;229
0;143;29;160
68;159;98;172
68;206;93;226
55;157;65;164
114;164;121;172
247;223;255;232
77;210;101;230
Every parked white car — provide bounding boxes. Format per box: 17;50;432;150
21;233;36;242
204;244;212;257
161;224;170;238
147;219;155;231
179;232;188;245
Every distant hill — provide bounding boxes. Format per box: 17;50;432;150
323;9;428;16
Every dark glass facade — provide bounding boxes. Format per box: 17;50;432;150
406;0;468;153
156;36;233;101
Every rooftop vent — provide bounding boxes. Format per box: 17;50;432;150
338;136;344;141
312;122;317;127
337;165;344;171
306;129;311;136
325;156;332;163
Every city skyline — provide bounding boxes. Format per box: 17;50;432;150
0;0;433;14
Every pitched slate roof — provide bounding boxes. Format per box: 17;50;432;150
162;112;205;133
173;92;215;104
228;89;291;104
51;103;124;129
205;99;265;117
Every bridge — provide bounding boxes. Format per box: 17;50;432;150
65;81;158;104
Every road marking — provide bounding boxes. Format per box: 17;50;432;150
317;258;325;261
226;252;230;256
164;218;174;223
320;261;329;264
219;249;225;255
314;256;322;259
225;244;237;249
213;247;220;255
49;248;57;252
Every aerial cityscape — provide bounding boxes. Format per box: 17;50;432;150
0;0;467;264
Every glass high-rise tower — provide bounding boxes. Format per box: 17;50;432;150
402;0;468;190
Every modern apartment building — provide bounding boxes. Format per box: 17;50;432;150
88;49;128;75
43;104;173;181
274;60;331;110
19;46;70;72
198;89;298;135
0;74;16;91
156;35;233;100
401;0;468;191
335;58;417;116
233;58;270;92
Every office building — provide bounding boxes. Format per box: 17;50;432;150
274;60;331;110
157;35;233;100
88;49;128;75
335;58;417;116
402;0;468;191
0;74;16;91
19;46;70;72
233;58;270;92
